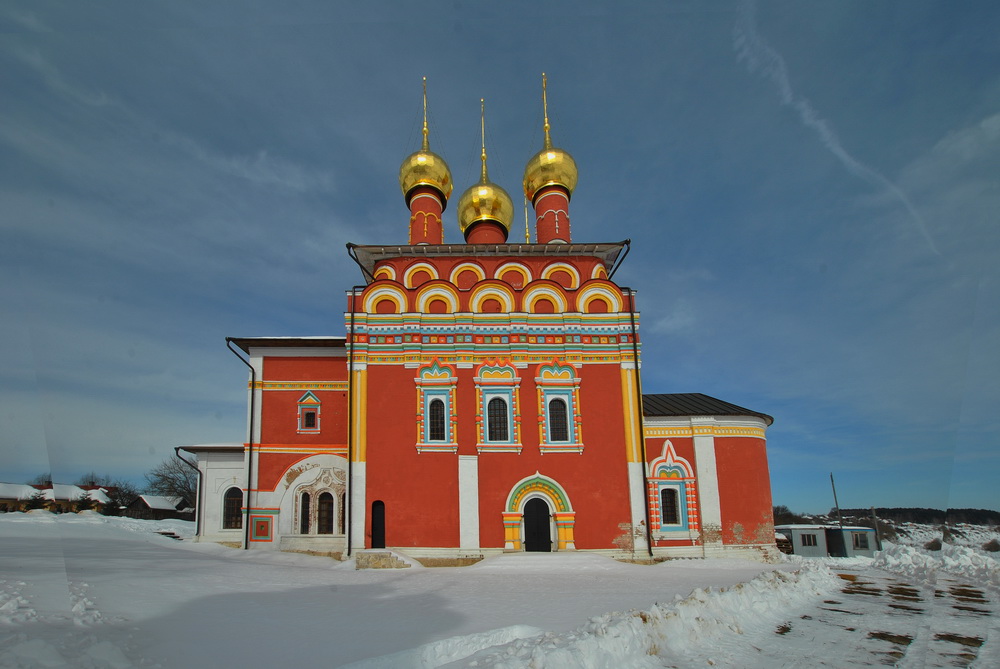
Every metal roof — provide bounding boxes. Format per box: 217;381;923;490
642;393;774;425
227;337;346;354
347;241;629;284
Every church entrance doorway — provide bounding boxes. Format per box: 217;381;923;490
371;500;385;548
523;498;552;552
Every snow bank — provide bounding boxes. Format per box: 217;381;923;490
340;626;545;669
394;564;842;669
873;542;1000;586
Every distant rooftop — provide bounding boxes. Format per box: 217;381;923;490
642;393;773;425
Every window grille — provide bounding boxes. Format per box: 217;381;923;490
487;397;509;441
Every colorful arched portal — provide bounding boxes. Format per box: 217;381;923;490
502;473;575;551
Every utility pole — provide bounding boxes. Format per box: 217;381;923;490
830;473;844;528
870;506;882;550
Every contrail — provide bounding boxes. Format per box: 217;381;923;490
733;0;939;255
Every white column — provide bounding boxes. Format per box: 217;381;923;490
692;418;722;549
350;463;366;551
458;455;480;550
627;461;649;553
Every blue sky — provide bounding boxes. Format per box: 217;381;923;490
2;1;997;513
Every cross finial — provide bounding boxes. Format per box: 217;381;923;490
542;72;552;150
421;76;430;152
480;98;489;183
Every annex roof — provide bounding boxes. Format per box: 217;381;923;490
227;337;347;354
642;393;774;426
178;443;244;453
347;241;629;284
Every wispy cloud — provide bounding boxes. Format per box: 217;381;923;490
733;0;938;255
6;45;111;107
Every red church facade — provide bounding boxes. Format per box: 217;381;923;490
184;79;777;561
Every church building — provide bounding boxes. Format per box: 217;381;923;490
182;79;777;562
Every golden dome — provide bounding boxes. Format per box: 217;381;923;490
458;99;514;234
523;73;577;202
457;179;514;234
399;148;453;203
399;78;453;205
523;145;577;202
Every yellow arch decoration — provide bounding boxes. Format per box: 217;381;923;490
522;285;568;313
449;262;487;285
577;284;624;313
469;283;517;313
415;283;460;314
402;262;439;287
541;262;581;289
495;262;533;285
362;285;406;314
373;265;397;281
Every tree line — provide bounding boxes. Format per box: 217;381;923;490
23;454;197;515
774;505;1000;526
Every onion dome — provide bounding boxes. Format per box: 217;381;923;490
399;78;453;207
523;73;578;202
458;99;514;235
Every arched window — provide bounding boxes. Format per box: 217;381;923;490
428;398;446;441
299;492;311;534
487;397;509;441
548;398;569;442
660;488;680;526
317;492;334;535
223;487;243;529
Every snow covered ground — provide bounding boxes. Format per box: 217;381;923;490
1;512;997;668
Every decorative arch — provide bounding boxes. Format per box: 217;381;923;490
469;282;517;313
449;262;487;289
275;453;347;545
373;265;397;281
495;262;532;288
649;440;693;478
577;284;624;313
363;285;406;314
541;262;581;289
591;264;608;280
502;473;576;551
415;283;460;314
522;285;568;313
402;262;439;287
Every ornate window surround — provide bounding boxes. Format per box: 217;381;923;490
296;391;321;434
415;359;458;453
647;440;697;536
474;359;522;453
535;360;583;454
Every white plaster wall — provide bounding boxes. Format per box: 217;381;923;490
458;455;480;550
196;451;245;543
349;462;366;552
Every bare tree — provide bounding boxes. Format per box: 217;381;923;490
144;455;197;508
27;472;52;486
74;473;140;514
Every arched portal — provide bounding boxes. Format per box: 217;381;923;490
523;498;552;552
502;473;576;551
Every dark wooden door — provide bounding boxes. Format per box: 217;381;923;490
523;498;551;552
371;500;385;548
